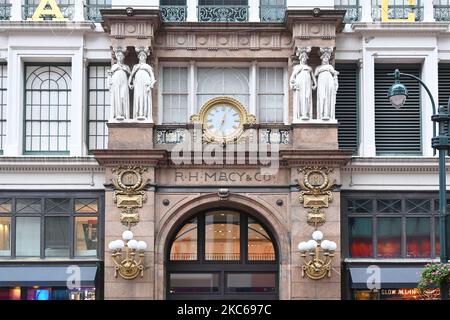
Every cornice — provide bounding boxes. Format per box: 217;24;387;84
0;21;95;32
280;149;353;167
93;149;168;167
343;157;450;173
352;22;450;34
0;156;104;172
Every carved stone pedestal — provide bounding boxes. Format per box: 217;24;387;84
292;122;339;150
107;122;154;149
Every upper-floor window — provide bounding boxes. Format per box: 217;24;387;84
198;0;248;22
162;67;189;124
24;65;71;154
335;0;361;23
260;0;285;22
0;0;11;21
0;193;102;259
85;0;111;22
197;67;250;111
372;0;423;22
435;0;450;21
23;0;74;21
0;64;6;154
88;64;110;151
160;0;187;22
258;67;284;123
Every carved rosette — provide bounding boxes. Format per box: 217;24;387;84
296;166;336;228
112;166;149;227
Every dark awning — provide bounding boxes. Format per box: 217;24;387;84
0;266;98;286
349;267;422;289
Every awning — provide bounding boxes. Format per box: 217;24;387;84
0;266;98;287
349;266;422;289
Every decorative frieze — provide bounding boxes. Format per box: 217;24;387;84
260;129;290;145
156;129;186;144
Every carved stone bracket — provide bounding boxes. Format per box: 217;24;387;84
112;165;149;227
296;166;336;228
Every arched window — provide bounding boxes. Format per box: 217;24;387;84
24;65;72;153
167;210;278;299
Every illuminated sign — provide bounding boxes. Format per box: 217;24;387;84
381;0;416;22
29;0;67;21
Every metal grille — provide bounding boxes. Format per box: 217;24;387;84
335;0;361;23
24;65;71;154
372;0;423;21
374;64;421;155
435;0;450;21
335;63;359;152
0;0;11;20
85;0;111;22
160;0;187;22
198;0;248;22
260;0;285;22
88;64;110;151
162;67;188;124
0;65;6;153
258;67;284;123
23;0;74;20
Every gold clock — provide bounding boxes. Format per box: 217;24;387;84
191;97;256;143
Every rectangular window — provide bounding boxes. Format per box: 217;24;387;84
435;1;450;22
88;64;110;151
406;217;430;258
377;217;402;258
85;0;112;22
226;273;276;293
349;217;373;258
258;67;284;123
162;67;188;123
205;211;240;261
374;64;421;155
335;63;359;152
371;0;423;22
0;217;10;256
335;1;361;23
197;68;249;111
45;217;70;257
438;63;450;134
75;216;98;257
24;65;71;154
16;217;41;257
0;64;6;153
260;0;285;22
169;273;220;294
24;0;75;20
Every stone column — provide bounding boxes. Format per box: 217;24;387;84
361;0;373;22
359;48;376;157
74;0;85;21
423;0;435;22
186;0;197;22
248;0;260;22
422;48;439;157
10;0;22;21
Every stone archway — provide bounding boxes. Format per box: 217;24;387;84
154;193;291;300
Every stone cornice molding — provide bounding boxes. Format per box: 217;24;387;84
93;149;168;167
352;22;450;35
0;21;95;32
343;157;450;173
280;150;353;167
0;157;104;172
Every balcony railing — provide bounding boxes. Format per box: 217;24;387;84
23;4;74;20
260;5;285;22
0;2;10;20
335;5;361;23
160;5;187;22
435;5;450;21
372;3;423;22
84;4;111;22
198;5;248;22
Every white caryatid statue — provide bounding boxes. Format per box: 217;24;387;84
315;47;339;121
108;47;131;121
129;47;156;122
289;47;317;121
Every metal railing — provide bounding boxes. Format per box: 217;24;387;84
335;4;361;23
198;5;248;22
372;3;423;21
435;4;450;21
260;5;285;22
22;4;74;20
161;5;187;22
0;2;11;21
84;4;111;22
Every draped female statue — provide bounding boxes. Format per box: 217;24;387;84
315;47;339;120
109;47;131;121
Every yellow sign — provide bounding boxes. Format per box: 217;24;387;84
29;0;67;21
381;0;416;22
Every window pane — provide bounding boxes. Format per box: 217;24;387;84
349;217;373;258
377;217;402;258
0;288;21;301
16;217;41;257
0;198;11;213
74;199;98;213
377;199;401;213
170;217;197;261
205;211;240;260
405;199;431;213
0;217;11;256
88;65;109;151
169;273;219;294
406;217;430;258
436;217;441;258
347;199;373;213
258;67;284;123
226;273;276;293
45;217;70;257
248;217;275;261
16;198;42;213
45;198;71;213
75;217;98;257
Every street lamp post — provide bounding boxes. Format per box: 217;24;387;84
388;69;449;300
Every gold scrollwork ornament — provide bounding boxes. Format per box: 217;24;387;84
296;166;336;228
112;166;148;227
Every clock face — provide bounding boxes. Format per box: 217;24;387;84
204;103;242;139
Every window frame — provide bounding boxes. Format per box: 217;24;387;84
0;63;6;154
0;192;104;261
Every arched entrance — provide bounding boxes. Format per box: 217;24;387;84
166;208;279;300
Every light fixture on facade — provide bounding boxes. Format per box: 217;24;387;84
298;231;337;280
388;69;408;109
108;230;147;280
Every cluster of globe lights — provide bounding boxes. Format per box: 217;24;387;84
297;230;337;252
108;230;147;252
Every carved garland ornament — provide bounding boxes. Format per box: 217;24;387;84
112;166;148;227
296;166;336;228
